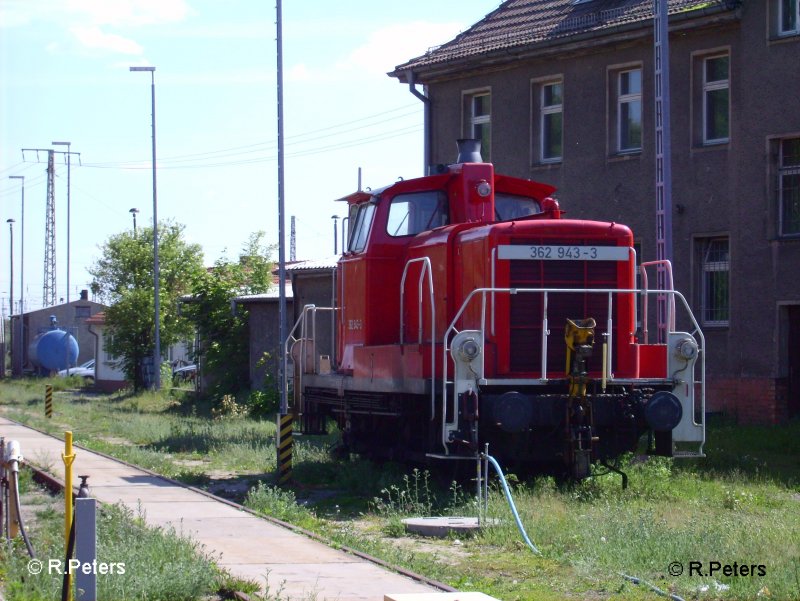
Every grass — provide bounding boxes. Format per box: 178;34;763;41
2;377;800;600
0;470;258;601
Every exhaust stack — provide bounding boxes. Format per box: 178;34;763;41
456;138;483;163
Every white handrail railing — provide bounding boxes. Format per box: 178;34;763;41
400;257;436;420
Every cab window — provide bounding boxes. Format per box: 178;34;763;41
495;193;542;221
386;191;449;237
348;202;376;253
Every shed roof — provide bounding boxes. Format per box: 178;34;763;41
391;0;738;81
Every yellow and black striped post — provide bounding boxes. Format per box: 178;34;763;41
277;412;293;485
45;385;53;418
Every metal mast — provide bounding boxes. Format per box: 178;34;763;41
277;0;288;416
290;216;296;262
44;150;57;307
653;0;673;343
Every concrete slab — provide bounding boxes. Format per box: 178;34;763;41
402;517;491;538
1;417;446;600
385;594;500;601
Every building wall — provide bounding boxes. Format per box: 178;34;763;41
247;298;295;392
422;3;800;420
290;271;336;370
19;298;106;374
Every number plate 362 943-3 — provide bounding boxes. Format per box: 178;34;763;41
497;245;630;261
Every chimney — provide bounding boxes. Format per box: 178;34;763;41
80;289;89;301
456;139;483;164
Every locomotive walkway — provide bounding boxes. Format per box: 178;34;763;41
1;416;448;601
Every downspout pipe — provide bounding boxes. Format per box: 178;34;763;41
406;70;431;175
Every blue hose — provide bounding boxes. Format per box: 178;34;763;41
484;455;687;600
483;454;540;555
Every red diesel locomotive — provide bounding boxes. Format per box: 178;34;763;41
287;141;705;478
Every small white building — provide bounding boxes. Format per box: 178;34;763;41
85;311;193;392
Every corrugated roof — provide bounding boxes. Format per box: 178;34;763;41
234;282;294;304
285;256;339;272
391;0;738;78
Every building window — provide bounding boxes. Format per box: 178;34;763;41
780;0;800;35
465;92;491;161
703;54;730;144
617;69;642;152
540;81;563;162
779;138;800;236
697;237;730;326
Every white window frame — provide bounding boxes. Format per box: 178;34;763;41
467;91;491;161
702;54;730;145
779;137;800;236
617;68;643;153
779;0;800;35
540;81;563;163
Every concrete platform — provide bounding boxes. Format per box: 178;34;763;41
0;417;448;600
402;517;497;538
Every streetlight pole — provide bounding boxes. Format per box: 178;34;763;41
130;65;161;390
6;219;14;316
52;141;72;302
6;219;14;375
9;176;24;314
130;208;140;237
331;215;339;254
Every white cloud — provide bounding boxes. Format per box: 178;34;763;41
340;21;465;75
70;25;144;55
65;0;191;27
287;64;311;83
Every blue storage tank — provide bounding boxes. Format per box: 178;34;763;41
29;317;79;372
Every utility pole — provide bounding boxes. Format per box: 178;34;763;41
277;0;287;416
53;141;77;302
8;175;24;314
290;216;296;262
22;147;81;307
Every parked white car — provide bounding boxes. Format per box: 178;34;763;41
57;359;95;381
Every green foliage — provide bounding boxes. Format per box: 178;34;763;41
88;221;205;390
1;500;223;601
245;483;320;529
184;231;275;401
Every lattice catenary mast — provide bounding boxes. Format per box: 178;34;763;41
653;0;673;343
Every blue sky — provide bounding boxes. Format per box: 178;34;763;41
0;0;495;313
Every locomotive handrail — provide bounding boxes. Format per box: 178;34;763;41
442;286;705;454
640;260;676;343
284;304;336;416
400;257;437;420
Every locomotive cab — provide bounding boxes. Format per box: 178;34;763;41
288;142;705;478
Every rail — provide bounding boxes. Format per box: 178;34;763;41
399;257;437;420
640;260;676;343
441;287;705;452
284;304;336;414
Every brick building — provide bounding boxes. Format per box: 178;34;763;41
390;0;800;422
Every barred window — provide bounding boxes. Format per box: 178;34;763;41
698;237;730;326
779;138;800;236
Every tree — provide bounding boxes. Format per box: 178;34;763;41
184;231;275;399
89;221;205;390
